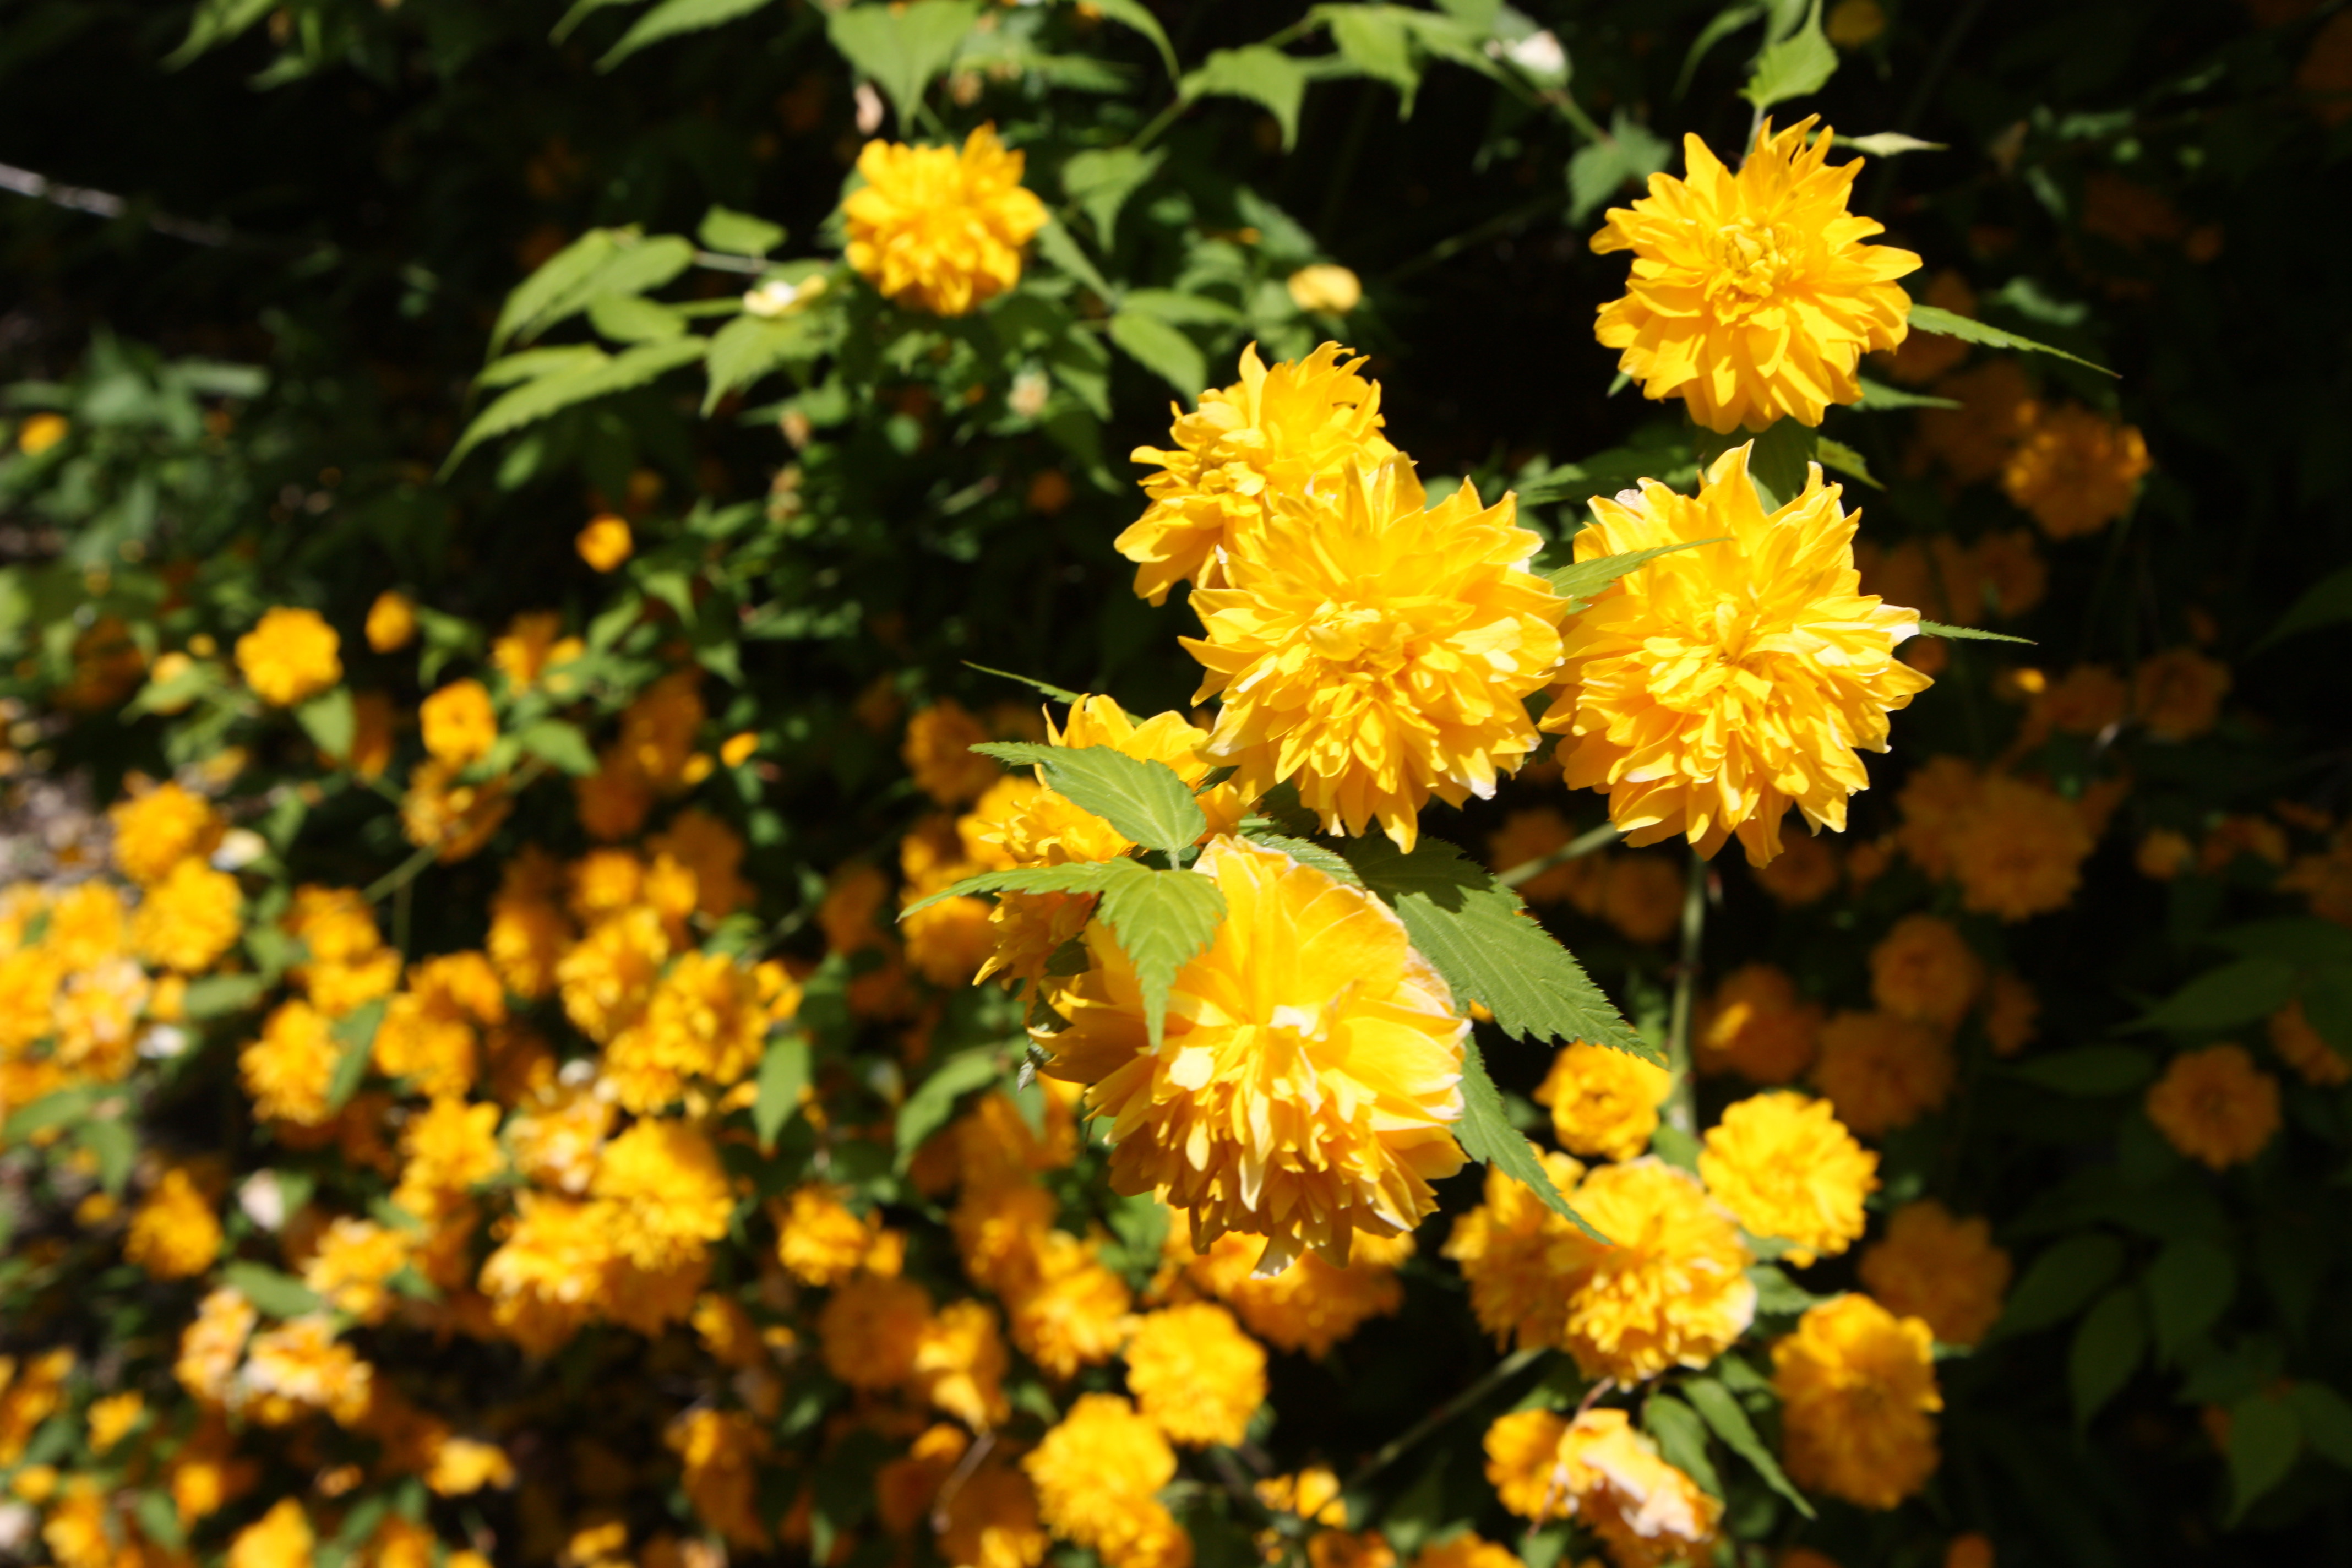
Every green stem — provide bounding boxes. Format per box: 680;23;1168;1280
1130;94;1191;153
1347;1346;1545;1491
1663;847;1708;1135
1495;821;1620;892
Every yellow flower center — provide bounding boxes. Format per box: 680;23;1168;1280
1710;219;1804;303
1304;602;1406;665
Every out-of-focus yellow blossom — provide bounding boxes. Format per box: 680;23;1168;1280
1545;444;1930;865
1185;460;1563;851
1041;836;1466;1274
1125;1302;1266;1447
1914;358;2040;484
1898;759;2096;920
1811;1010;1953;1137
366;591;416;653
477;1193;615;1355
905;699;1002;806
401;759;510;863
1773;1294;1942;1509
301;1216;412;1324
124;1166;222;1280
2000;405;2150;537
16;412;69;454
2146;1043;2280;1169
1444;1152;1587;1352
1591;118;1918;432
912;1297;1011;1429
1827;0;1887;48
1406;1533;1522;1568
1025;1393;1191;1568
2133;647;2231;742
345;690;397;780
1001;1227;1134;1379
668;1408;770;1548
241;1000;341;1126
1119;341;1396;605
235;1314;372;1426
844;124;1046;316
420;678;497;767
491;611;584;689
1749;830;1840;907
1696;962;1822;1084
227;1499;314;1568
556;903;669;1043
176;1288;256;1404
1547;1158;1756;1381
1287;264;1363;314
1485;805;1599;907
1170;1210;1412;1356
1534;1041;1670;1163
603;950;766;1112
592;1118;735;1271
819;1271;933;1389
576;515;632;571
236;607;343;706
391;1096;503;1219
1984;970;2040;1058
426;1436;515;1496
1699;1092;1877;1266
2269;999;2351;1086
775;1183;890;1287
1868;914;1984;1031
1858;1200;2011;1347
132;857;241;973
85;1390;143;1453
108;781;224;885
1484;1408;1721;1566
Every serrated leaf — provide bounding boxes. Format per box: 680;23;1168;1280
704;312;824;413
1567;111;1672;220
899;860;1124;919
1108;309;1206;399
1341;835;1651;1061
1741;0;1835;110
478;345;609;390
2132;958;2299;1033
698;205;786;257
1685;1377;1816;1518
1238;831;1363;886
1090;0;1177;77
1906;301;2115;375
516;719;599;777
826;0;984;131
2070;1284;2146;1428
491;230;696;356
446;337;707;474
1061;146;1166;249
1814;435;1880;489
1642;1393;1722;1498
895;1046;1005;1168
2226;1394;2302;1521
1320;4;1422;112
1547;540;1719;613
599;0;777;70
974;743;1206;856
294;686;356;760
1456;1038;1604;1239
753;1033;810;1151
1094;860;1227;1047
328;997;385;1111
1182;45;1309;149
1915;620;2034;644
222;1261;326;1319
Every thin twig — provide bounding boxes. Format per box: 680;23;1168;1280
1495;821;1620;891
1663;847;1708;1135
0;161;232;246
1348;1346;1545;1491
928;1430;996;1533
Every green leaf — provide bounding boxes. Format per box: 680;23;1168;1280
134;1492;186;1554
1694;418;1818;509
963;661;1088;706
895;1047;1005;1169
698;205;786;257
2254;564;2352;651
183;973;269;1020
1674;2;1766;97
753;1033;810;1151
1182;46;1310;150
2146;1237;2235;1364
599;0;777;70
587;293;687;343
1814;435;1880;489
1238;831;1363;886
1061;146;1167;249
1642;1393;1722;1498
2133;958;2299;1033
1855;376;1960;411
1915;620;2034;644
293;686;356;760
2006;1044;2153;1097
899;860;1125;919
75;1119;134;1195
1093;860;1228;1047
447;337;707;473
1684;1376;1815;1518
1089;0;1178;77
1546;541;1719;613
703;311;825;413
825;0;984;132
1032;215;1119;303
2069;1285;2146;1428
2204;919;2352;968
164;0;276;69
1341;835;1652;1061
2226;1394;2302;1522
973;743;1206;857
1320;4;1423;112
222;1261;327;1319
516;718;599;777
1566;111;1672;221
1999;1233;2126;1337
1121;289;1243;328
490;230;696;355
1456;1039;1603;1239
1108;311;1206;399
1740;0;1835;110
1;1086;101;1145
328;997;386;1112
2286;1384;2352;1471
552;0;640;42
1906;302;2115;376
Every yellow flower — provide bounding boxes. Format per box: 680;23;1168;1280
124;1166;222;1280
131;857;241;973
85;1391;143;1453
109;782;224;885
1185;460;1564;850
905;699;1003;806
939;1460;1050;1568
668;1408;770;1548
911;1297;1011;1430
1483;1408;1720;1568
420;679;498;767
592;1118;736;1271
1946;774;2095;921
556;906;669;1043
426;1436;515;1496
1547;1158;1756;1382
1001;1228;1134;1379
391;1096;504;1218
301;1216;412;1324
235;1314;372;1426
819;1271;933;1389
602;950;767;1112
1041;836;1466;1273
491;611;584;689
1698;1092;1877;1266
1119;341;1397;606
1172;1210;1412;1357
227;1499;314;1568
175;1288;257;1404
576;515;633;572
1810;1011;1954;1137
1772;1294;1942;1509
1443;1152;1586;1352
1287;264;1363;314
2133;647;2230;742
1696;962;1821;1084
775;1183;888;1287
366;591;417;653
1867;914;1983;1031
17;412;69;455
477;1193;615;1354
236;607;343;706
1406;1533;1522;1568
844;124;1047;316
400;759;511;864
2270;999;2350;1087
241;999;341;1125
1544;444;1930;865
2146;1043;2280;1170
1125;1303;1267;1448
1534;1041;1670;1163
1590;117;1919;433
2000;405;2150;538
1856;1200;2011;1347
1024;1394;1191;1568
